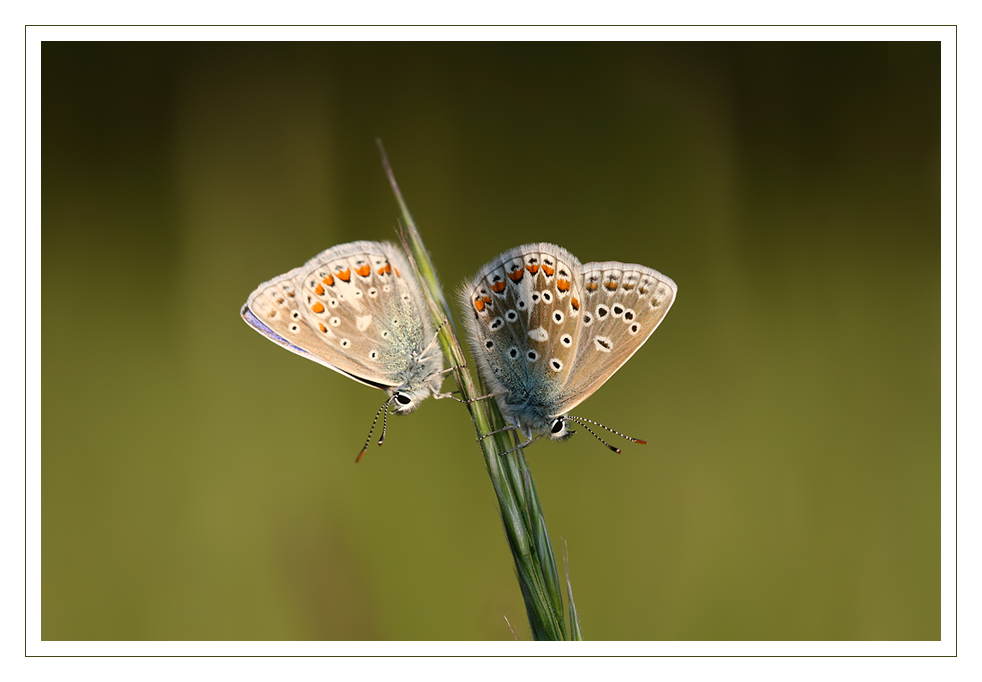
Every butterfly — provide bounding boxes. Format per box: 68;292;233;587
241;240;448;461
460;243;677;453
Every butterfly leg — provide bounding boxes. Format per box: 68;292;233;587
418;317;453;362
435;389;500;404
497;433;544;457
477;423;520;442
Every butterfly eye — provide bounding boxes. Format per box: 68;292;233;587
395;394;412;406
550;418;565;435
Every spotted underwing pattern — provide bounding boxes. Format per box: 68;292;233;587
241;240;445;415
460;242;677;447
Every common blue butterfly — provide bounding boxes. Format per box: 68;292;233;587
241;240;448;460
461;243;677;453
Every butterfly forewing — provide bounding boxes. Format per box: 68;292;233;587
557;262;676;413
243;240;435;389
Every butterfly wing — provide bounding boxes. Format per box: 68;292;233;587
460;243;587;419
554;260;677;414
242;240;437;390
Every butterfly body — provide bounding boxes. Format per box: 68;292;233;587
461;243;677;446
241;240;444;414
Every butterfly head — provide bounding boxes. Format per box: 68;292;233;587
389;387;428;415
547;416;577;442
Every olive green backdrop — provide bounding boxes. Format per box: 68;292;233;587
42;41;940;640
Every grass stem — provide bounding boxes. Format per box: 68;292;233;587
378;140;581;641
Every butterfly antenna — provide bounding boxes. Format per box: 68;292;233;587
567;419;620;453
378;395;395;447
567;415;647;446
356;396;396;463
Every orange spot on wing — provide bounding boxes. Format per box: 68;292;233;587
394;267;400;277
474;298;485;313
527;264;540;274
542;264;555;276
377;263;392;275
355;264;371;277
604;281;618;291
557;278;571;292
586;282;599;291
318;322;327;332
337;268;351;282
311;301;325;313
323;274;335;287
491;281;507;293
508;268;524;282
571;297;580;310
315;283;324;295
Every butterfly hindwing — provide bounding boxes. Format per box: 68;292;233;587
462;243;585;408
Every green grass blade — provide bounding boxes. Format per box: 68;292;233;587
563;539;583;641
377;140;578;640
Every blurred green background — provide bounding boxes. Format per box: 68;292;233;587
42;41;940;640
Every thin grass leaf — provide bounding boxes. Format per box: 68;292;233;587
563;539;583;641
378;140;578;641
524;468;566;627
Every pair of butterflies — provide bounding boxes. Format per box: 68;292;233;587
240;241;677;460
